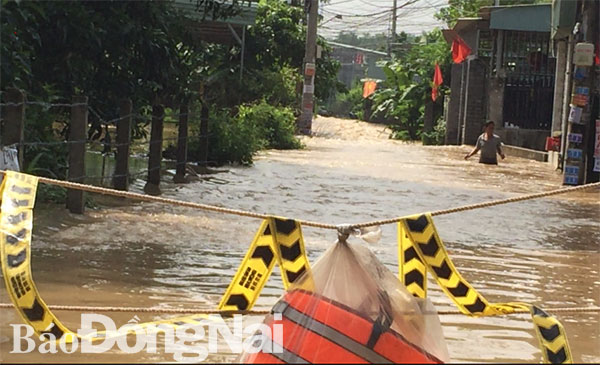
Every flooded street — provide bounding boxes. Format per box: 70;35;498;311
1;116;599;363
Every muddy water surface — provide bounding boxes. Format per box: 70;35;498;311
1;117;599;363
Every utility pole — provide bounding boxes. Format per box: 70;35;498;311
298;0;318;135
388;0;397;55
392;0;397;39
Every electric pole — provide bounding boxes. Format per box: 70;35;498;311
388;0;397;56
298;0;319;135
392;0;397;39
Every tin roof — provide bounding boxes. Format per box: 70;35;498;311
172;0;258;44
486;4;551;32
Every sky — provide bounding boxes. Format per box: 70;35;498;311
318;0;449;39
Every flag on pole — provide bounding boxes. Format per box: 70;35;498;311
451;36;471;64
363;80;377;98
432;63;443;101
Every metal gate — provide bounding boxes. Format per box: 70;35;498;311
500;30;555;130
503;75;554;129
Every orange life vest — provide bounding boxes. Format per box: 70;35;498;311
242;290;442;364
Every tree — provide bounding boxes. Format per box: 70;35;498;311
371;29;451;140
199;0;342;110
0;0;241;177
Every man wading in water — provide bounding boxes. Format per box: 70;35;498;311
464;120;506;165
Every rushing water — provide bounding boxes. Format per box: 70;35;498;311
1;117;599;363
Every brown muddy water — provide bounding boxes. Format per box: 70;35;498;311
1;116;599;363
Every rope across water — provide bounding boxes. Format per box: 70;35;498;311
0;302;598;316
4;172;596;230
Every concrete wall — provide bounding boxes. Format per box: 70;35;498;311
461;59;487;145
488;77;504;126
445;63;463;145
495;128;550;150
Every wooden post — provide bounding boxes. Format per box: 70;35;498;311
144;103;163;195
173;102;188;183
113;99;132;190
199;101;209;167
67;96;88;214
424;102;434;132
2;88;25;168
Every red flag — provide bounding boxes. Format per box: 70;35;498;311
432;63;443;101
362;80;377;98
452;37;471;64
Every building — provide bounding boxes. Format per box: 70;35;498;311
443;4;556;151
328;41;388;89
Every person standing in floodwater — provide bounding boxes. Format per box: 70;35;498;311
464;120;506;165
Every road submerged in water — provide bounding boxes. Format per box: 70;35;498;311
1;116;599;363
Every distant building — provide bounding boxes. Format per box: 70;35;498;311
328;41;389;89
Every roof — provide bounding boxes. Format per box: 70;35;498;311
487;4;551;32
441;18;487;45
173;0;258;44
327;41;389;56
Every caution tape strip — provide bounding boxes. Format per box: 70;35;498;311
399;213;573;364
218;217;312;311
0;172;77;342
0;171;312;344
398;222;427;298
0;171;221;343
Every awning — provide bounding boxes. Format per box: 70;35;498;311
173;0;258;45
489;4;551;33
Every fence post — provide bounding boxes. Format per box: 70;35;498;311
174;102;188;183
113;99;132;190
199;101;209;167
67;95;88;214
144;102;163;195
2;88;25;168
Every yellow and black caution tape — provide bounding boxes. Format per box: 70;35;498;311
219;217;312;311
0;171;312;344
0;172;77;342
398;222;427;298
0;171;217;343
218;219;279;311
399;213;573;364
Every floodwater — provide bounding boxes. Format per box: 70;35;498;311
1;116;599;363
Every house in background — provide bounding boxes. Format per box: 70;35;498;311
443;4;557;151
328;41;388;89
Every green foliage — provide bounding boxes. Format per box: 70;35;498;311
188;101;302;166
205;107;259;166
422;117;447;145
371;29;451;141
327;82;365;119
246;66;302;109
238;101;302;150
200;0;342;111
3;0;321;177
21;106;68;179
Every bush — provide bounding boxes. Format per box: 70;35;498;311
325;82;364;119
187;106;258;166
187;101;302;166
238;100;302;150
421;117;446;145
22;106;69;179
245;66;301;112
